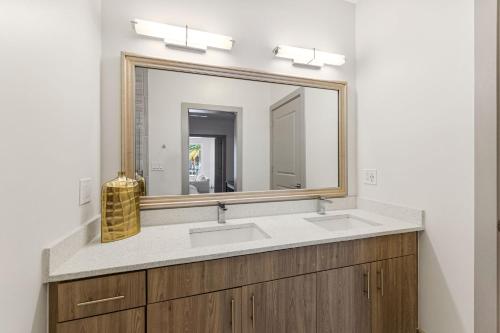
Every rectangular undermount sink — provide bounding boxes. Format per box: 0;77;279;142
189;223;270;248
304;214;381;232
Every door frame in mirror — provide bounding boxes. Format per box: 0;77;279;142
181;102;243;195
121;52;347;209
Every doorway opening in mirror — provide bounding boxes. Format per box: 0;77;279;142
186;108;239;194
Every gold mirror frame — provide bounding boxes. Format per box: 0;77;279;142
122;52;347;209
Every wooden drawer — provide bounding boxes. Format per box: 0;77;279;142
56;308;145;333
148;246;317;303
53;271;146;322
316;232;417;271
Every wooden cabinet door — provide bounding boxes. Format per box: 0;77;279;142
56;308;145;333
316;264;371;333
241;273;316;333
147;288;241;333
371;255;417;333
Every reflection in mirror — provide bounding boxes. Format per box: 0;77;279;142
134;67;339;197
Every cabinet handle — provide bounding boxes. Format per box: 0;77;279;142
380;268;384;297
363;271;371;300
231;298;235;333
251;295;255;329
77;295;125;306
367;271;371;299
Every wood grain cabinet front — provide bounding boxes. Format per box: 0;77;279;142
371;255;418;333
147;274;317;333
317;264;372;333
55;308;145;333
147;288;242;333
52;271;146;322
317;255;418;333
147;246;317;303
241;274;317;333
49;232;418;333
316;232;417;271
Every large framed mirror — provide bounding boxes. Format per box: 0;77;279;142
122;52;347;209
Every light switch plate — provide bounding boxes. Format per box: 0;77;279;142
363;169;377;185
79;178;92;206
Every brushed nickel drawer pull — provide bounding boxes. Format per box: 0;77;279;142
367;270;371;299
77;295;125;306
380;268;385;297
251;295;255;328
231;298;235;333
363;273;367;296
376;270;381;293
363;271;371;300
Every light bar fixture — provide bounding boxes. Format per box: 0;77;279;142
273;45;345;68
132;19;234;52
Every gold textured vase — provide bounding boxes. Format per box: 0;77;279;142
101;171;141;243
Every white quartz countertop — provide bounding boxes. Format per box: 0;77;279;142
48;209;423;282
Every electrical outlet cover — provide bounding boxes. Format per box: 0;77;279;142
363;169;377;185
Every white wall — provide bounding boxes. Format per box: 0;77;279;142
304;88;339;188
147;69;271;195
474;0;498;331
0;1;101;332
101;0;357;195
356;0;496;332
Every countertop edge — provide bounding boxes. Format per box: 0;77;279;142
47;225;423;283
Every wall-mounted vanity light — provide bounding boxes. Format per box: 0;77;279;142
132;19;234;52
273;45;345;68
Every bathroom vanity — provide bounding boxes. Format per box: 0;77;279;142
48;210;421;333
49;233;417;333
47;54;422;333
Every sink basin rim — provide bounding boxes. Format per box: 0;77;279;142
188;223;271;248
304;213;380;226
304;213;382;233
189;222;270;235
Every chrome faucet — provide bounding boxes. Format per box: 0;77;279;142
317;197;333;215
217;202;228;224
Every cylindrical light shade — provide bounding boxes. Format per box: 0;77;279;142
133;19;233;51
274;45;346;67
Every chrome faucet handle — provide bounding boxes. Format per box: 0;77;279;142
319;196;333;203
317;197;333;215
217;202;228;224
217;202;228;211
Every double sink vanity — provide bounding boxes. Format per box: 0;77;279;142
47;53;423;333
191;212;383;248
48;203;422;333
